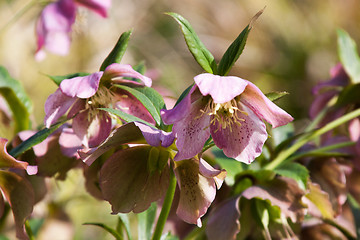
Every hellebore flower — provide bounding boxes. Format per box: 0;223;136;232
35;0;111;60
161;73;293;163
44;63;152;148
81;122;226;226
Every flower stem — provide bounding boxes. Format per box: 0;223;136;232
151;168;177;240
265;108;360;170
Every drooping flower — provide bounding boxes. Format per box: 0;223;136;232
35;0;111;60
161;73;293;163
44;63;153;148
80;121;226;226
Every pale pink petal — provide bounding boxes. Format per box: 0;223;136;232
35;0;76;57
100;146;169;213
206;197;241;240
211;103;267;164
174;159;217;227
76;0;111;17
161;85;199;125
240;81;293;128
172;98;211;161
59;128;83;158
60;72;103;98
194;73;248;104
349;118;360;142
44;88;76;128
103;63;152;87
72;110;112;148
199;158;226;189
133;122;175;147
114;89;155;125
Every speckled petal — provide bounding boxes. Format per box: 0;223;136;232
194;73;248;104
44;88;76;128
211;103;267;164
60;72;103;98
172;98;211;161
174;158;217;227
240;81;293;128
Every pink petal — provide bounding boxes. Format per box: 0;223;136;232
80;122;146;165
309;90;338;119
133;122;175;147
75;0;111;18
44;88;76;128
240;81;293;128
100;146;169;213
67;98;86;119
35;0;76;57
59;127;83;158
161;85;199;125
199;158;226;189
72;110;112;148
60;72;103;98
0;171;35;240
211;103;267;164
206;197;241;240
114;89;155;125
172;98;211;161
174;158;217;227
349;118;360;142
103;63;152;87
194;73;248;104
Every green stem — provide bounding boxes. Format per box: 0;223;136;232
265;108;360;170
151;168;177;240
25;220;35;240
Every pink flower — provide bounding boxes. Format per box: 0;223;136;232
81;122;226;226
35;0;111;60
44;63;152;148
161;73;293;163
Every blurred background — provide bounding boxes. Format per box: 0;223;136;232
0;0;360;239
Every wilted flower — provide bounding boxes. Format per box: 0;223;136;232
81;121;226;226
35;0;111;60
161;73;293;163
44;63;152;148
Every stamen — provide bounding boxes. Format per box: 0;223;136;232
200;99;248;133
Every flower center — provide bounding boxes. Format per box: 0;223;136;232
85;86;114;121
201;99;248;132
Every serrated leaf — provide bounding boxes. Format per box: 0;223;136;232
100;30;132;71
0;66;32;133
9;120;66;158
166;12;217;74
100;108;154;127
137;202;157;240
47;72;89;86
218;9;263;76
83;222;123;240
337;29;360;84
265;91;289;102
114;85;161;125
273;162;308;190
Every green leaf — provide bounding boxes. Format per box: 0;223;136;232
114;85;162;125
0;66;32;132
273;162;309;190
174;84;194;107
348;194;360;238
100;30;132;71
305;182;334;219
47;72;89;86
161;232;180;240
134;86;166;114
265;91;289;102
137;202;157;240
100;108;154;127
9;120;66;158
166;12;217;74
217;9;263;76
337;29;360;84
117;214;132;240
336;83;360;107
83;222;123;240
27;218;44;237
